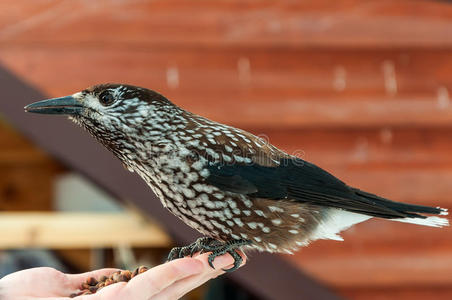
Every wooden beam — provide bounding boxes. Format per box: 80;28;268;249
0;211;171;249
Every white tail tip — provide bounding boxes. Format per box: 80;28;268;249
394;216;449;227
438;207;449;216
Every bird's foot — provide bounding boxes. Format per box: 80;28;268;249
205;239;251;272
167;237;217;261
167;237;251;272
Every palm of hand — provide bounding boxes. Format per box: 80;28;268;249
0;267;83;298
0;267;118;299
0;252;244;300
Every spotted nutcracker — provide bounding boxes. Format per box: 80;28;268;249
25;84;449;271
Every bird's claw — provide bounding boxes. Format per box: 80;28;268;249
167;237;251;272
167;237;216;261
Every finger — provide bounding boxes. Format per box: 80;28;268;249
191;252;247;288
124;258;204;299
89;281;128;299
193;250;247;273
152;251;247;300
66;268;120;289
64;283;127;300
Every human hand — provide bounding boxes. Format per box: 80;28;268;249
0;252;246;300
0;266;119;300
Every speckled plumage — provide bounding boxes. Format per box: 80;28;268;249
25;83;449;266
69;84;318;254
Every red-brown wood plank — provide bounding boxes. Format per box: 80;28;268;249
0;165;57;211
296;251;452;288
0;121;61;211
1;48;452;128
0;120;53;165
284;219;452;288
339;287;452;300
307;168;452;207
1;48;451;97
254;128;452;169
0;0;452;48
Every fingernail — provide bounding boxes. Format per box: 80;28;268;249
212;254;234;269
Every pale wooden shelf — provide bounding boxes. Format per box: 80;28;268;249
0;211;172;249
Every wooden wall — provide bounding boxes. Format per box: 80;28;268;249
0;120;60;211
1;1;452;299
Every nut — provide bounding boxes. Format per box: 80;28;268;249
104;278;113;286
121;270;132;280
69;266;150;298
132;268;139;278
86;277;98;286
112;272;120;282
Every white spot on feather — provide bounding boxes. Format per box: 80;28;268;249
255;210;265;217
200;169;209;177
269;206;284;213
233;218;244;227
271;219;282;225
268;243;277;249
247;222;257;229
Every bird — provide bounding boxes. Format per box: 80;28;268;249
25;83;449;271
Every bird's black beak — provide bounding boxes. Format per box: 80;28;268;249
24;96;83;115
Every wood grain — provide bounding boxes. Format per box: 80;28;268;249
0;120;59;211
1;48;452;128
0;211;171;248
0;0;451;48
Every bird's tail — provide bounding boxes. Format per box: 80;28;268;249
353;189;449;227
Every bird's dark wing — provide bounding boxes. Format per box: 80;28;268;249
206;158;442;219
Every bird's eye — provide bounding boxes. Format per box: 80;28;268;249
98;91;115;106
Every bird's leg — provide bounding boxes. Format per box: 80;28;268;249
167;237;251;272
167;237;217;261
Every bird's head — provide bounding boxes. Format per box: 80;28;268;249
25;83;176;153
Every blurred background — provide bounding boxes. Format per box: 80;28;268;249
0;0;452;299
